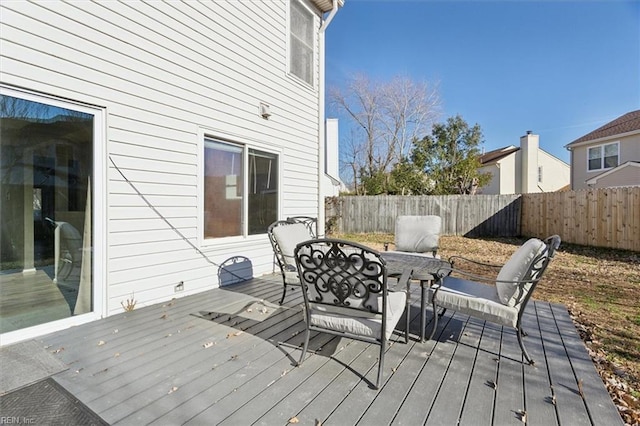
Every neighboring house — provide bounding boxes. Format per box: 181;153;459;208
0;0;342;344
565;110;640;190
477;132;570;194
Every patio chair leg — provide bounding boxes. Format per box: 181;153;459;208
405;310;410;344
375;343;385;390
517;327;534;365
298;329;311;366
428;300;439;341
279;286;287;305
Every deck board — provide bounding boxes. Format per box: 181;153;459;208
538;302;594;425
424;316;482;426
19;274;622;425
521;305;559;426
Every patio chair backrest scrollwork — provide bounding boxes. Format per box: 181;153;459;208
286;216;318;238
294;238;410;389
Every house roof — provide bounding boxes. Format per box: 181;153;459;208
585;161;640;185
566;109;640;147
479;145;519;165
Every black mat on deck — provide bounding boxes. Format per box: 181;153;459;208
0;377;108;426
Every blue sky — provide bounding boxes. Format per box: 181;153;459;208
325;0;640;165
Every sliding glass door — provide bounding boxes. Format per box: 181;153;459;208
1;89;97;335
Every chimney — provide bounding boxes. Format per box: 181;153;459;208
520;131;539;193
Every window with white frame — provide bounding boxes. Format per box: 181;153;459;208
290;0;314;85
203;138;278;238
538;166;543;183
588;142;619;171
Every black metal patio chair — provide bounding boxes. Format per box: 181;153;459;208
428;235;561;364
294;238;412;389
384;215;442;258
267;218;318;305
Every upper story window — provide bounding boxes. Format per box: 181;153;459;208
203;138;278;239
290;0;314;86
588;142;619;171
537;166;543;183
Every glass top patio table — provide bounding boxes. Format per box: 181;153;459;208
380;252;451;342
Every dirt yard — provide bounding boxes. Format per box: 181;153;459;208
332;233;640;425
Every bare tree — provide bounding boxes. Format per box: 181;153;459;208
339;128;365;194
330;73;440;193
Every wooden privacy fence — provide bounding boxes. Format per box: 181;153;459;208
326;194;522;237
326;187;640;251
521;187;640;251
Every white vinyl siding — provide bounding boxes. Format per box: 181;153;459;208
1;1;321;314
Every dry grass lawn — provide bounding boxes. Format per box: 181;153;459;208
332;233;640;425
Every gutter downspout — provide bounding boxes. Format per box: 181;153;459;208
317;0;339;236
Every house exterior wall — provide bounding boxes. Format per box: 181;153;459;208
588;164;640;188
537;150;571;192
478;146;568;195
478;163;501;194
477;154;518;195
1;1;324;315
570;133;640;190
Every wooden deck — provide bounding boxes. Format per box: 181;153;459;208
32;275;622;425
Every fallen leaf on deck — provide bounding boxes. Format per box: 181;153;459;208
288;417;299;424
167;386;178;394
516;410;527;422
53;347;64;354
97;340;105;346
160;314;168;319
114;353;120;357
203;342;214;349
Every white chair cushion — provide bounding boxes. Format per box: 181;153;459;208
308;290;407;340
496;238;546;306
429;276;519;328
272;223;313;266
282;267;300;285
395;215;441;253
